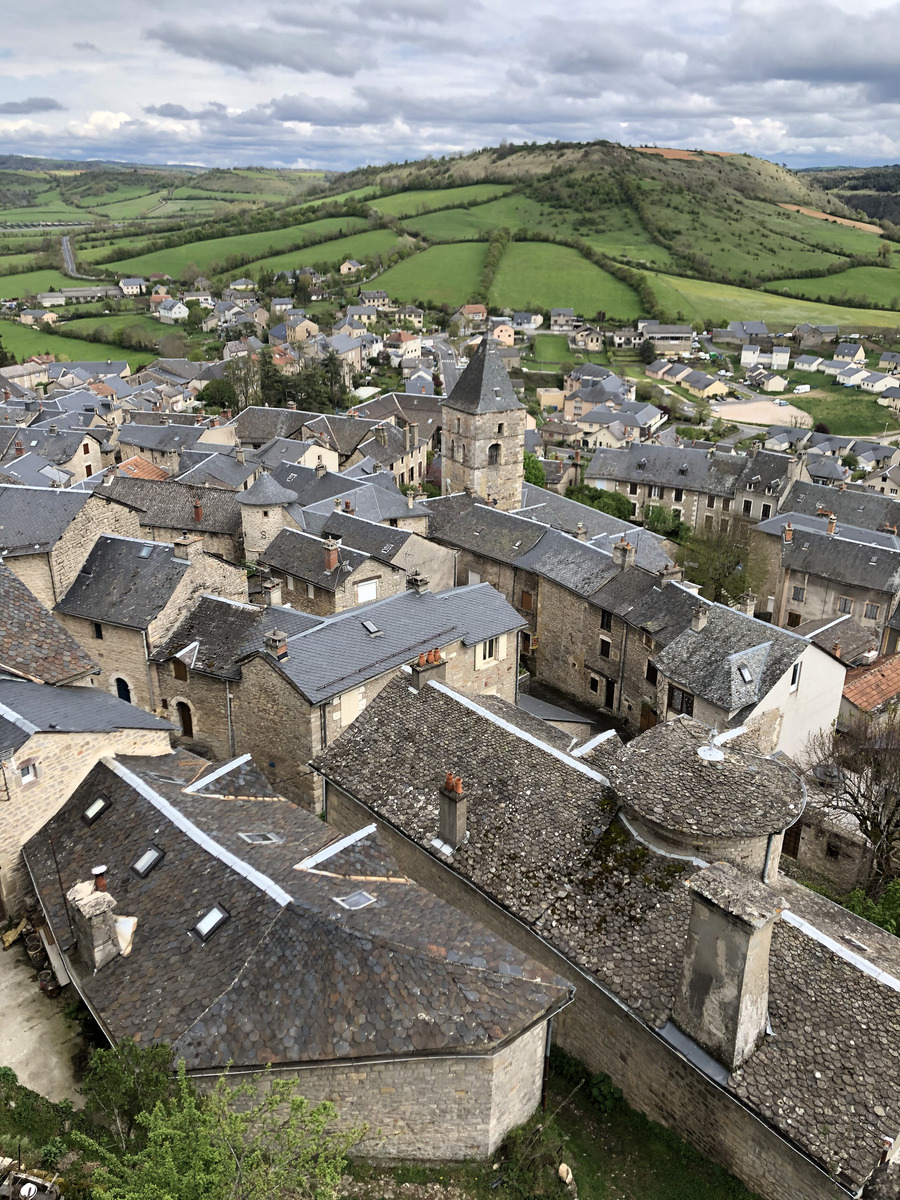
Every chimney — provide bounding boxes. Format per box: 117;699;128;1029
575;521;587;541
839;481;847;492
376;425;387;447
410;421;419;446
14;439;23;457
193;500;203;523
739;592;756;616
66;872;120;972
611;536;636;568
407;489;415;509
438;773;466;849
174;534;204;561
672;863;781;1072
333;497;342;509
407;569;430;595
574;447;581;467
236;447;245;465
832;642;842;659
404;424;410;452
263;628;289;661
343;498;352;512
410;644;446;689
263;579;283;607
827;513;837;535
49;423;57;434
324;539;339;572
782;522;793;543
315;456;326;479
692;604;708;632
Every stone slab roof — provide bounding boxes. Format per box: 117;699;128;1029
101;477;243;537
0;485;91;556
443;339;524;415
319;511;413;562
0;679;169;754
117;423;207;454
259;528;370;591
56;535;191;630
585;443;745;497
428;503;546;565
24;754;568;1070
0;565;97;684
781;480;900;534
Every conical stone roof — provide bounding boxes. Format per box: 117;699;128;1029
236;472;298;507
443;338;524;414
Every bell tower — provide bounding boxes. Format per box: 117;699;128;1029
440;339;526;510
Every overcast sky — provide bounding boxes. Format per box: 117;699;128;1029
2;0;897;171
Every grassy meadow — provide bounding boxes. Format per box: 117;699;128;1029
374;242;488;307
490;242;642;319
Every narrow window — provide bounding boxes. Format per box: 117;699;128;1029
674;488;684;502
865;603;880;620
837;596;853;615
706;495;715;508
599;638;611;659
488;443;501;466
173;659;188;682
628;482;639;495
742;500;752;516
115;677;132;703
176;701;194;739
481;637;498;662
589;675;600;694
521;590;534;612
790;661;802;691
792;585;805;602
600;609;612;632
786;611;802;627
93;622;103;640
646;661;658;685
722;498;731;513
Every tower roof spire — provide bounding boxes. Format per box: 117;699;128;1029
443;338;524;415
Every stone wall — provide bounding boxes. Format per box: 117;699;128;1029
56;619;159;712
0;727;172;917
322;782;845;1200
156;662;232;762
193;1026;547;1161
442;408;526;511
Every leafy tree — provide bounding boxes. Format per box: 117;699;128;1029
224;355;260;413
678;523;766;606
76;1062;363;1200
692;396;712;424
0;334;15;368
80;1040;177;1154
643;502;689;540
199;378;238;411
814;421;831;434
565;483;632;521
638;338;657;364
805;711;900;894
523;451;546;487
321;349;347;407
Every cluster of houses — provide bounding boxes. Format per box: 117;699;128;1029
6;319;900;1197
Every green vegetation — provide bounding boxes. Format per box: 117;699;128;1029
530;333;573;362
765;263;900;307
0;268;72;298
0;320;151;370
250;228;405;277
565;482;633;520
490;242;641;318
374;242;488;307
371;182;514;217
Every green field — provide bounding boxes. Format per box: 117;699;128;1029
764;264;900;308
530;333;572;362
102;215;371;278
373;242;488;307
249;229;405;276
0;269;74;299
789;389;895;437
0;320;152;370
649;271;900;329
371;183;514;218
59;313;165;339
490;242;642;318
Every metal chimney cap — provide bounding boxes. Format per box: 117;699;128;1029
91;864;108;877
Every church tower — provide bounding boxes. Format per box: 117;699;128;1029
440;339;526;510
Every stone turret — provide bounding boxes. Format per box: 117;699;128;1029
236;472;298;561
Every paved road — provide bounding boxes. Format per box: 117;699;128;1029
61;235;96;280
433;336;460;394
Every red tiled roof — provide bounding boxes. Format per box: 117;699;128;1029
843;654;900;711
117;455;170;481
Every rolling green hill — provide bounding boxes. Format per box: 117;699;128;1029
2;142;900;328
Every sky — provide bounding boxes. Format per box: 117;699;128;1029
2;0;899;172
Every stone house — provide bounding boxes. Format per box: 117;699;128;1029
340;259;362;274
359;289;391;309
151;582;525;808
100;476;246;562
314;682;900;1200
309;509;456;593
0;424;106;482
0;484;143;610
55;533;249;712
0;680;171;917
25;750;569;1159
115;420;236;473
746;368;789;393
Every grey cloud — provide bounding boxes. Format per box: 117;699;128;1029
0;97;65;114
145;21;365;76
73;41;98;51
145;102;228;119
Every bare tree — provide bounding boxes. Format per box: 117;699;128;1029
805;711;900;894
224;355;260;413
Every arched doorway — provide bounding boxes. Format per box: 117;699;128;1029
114;677;131;703
176;701;194;739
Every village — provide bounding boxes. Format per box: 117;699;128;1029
3;269;900;1200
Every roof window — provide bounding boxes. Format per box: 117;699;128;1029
334;890;376;911
361;619;382;636
238;831;283;844
82;796;110;825
738;665;754;684
131;845;164;877
192;904;229;941
139;545;153;558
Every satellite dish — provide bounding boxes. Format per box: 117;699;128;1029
697;745;725;763
20;1184;39;1200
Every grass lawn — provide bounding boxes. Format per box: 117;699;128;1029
649;271;900;330
371;183;514;218
0;320;153;371
490;242;642;319
774;371;898;436
0;269;75;299
530;332;572;362
103;215;370;278
764;264;900;308
247;228;405;276
374;242;487;307
59;313;164;339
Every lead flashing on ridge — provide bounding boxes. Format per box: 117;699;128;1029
183;753;252;793
294;823;377;871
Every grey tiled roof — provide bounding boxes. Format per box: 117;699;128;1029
585;443;744;497
259;528;370;590
117;423;206;454
431;503;546;564
176;451;257;491
100;477;243;537
0;565;97;684
0;485;91;555
319;511;412;561
0;678;170;737
230;406;310;444
56;535;191;629
513;527;619;597
443;339;524;415
300;481;429;526
236;472;298;506
781;481;900;533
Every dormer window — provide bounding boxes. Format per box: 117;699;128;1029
192;904;229;942
83;796;110;825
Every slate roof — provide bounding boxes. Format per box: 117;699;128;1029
117;423;206;454
0;565;97;684
312;677;900;1191
513;527;619;597
258;528;370;590
152;596;323;680
236;472;297;507
24;754;568;1070
100;477;243;538
585;443;744;497
0;485;92;555
734;450;797;497
319;511;413;562
443;338;524;415
761;517;900;593
796;614;878;664
300;481;429;527
430;503;546;565
230;406;310;445
0;678;169;755
781;481;900;533
56;535;193;629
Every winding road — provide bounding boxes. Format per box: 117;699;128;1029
61;235;96;280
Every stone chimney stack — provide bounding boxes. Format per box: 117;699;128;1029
404;424;411;452
827;513;837;536
324;539;339;572
410;421;419;446
410;646;445;690
236;447;245;465
315;456;326;479
612;536;636;568
575;522;588;541
407;569;430;595
67;868;120;972
692;604;709;632
739;592;757;616
193;500;203;523
263;579;283;607
14;439;23;457
439;772;466;849
673;863;781;1072
263;629;289;661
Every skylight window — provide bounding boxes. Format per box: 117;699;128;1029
131;845;164;877
738;665;754;684
238;832;282;844
82;796;110;825
193;904;229;941
334;890;376;910
139;545;153;558
361;619;381;635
